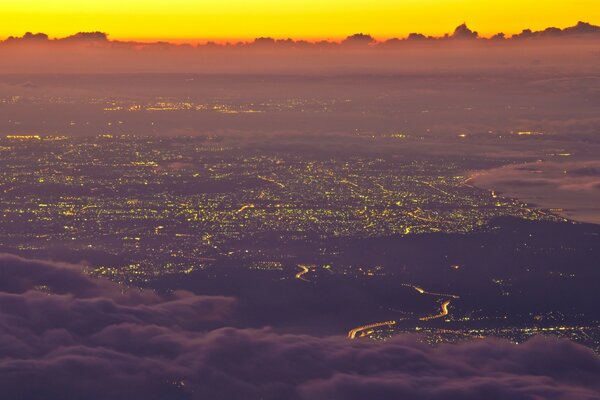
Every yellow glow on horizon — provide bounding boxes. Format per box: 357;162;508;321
1;0;599;42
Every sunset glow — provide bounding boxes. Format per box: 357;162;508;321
3;0;600;42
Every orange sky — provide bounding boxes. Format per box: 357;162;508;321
2;0;599;42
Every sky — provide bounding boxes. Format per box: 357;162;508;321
2;0;600;42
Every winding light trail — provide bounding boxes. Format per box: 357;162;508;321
348;320;397;339
420;300;452;321
347;285;459;338
295;264;311;282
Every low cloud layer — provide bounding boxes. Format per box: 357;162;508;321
472;159;600;223
0;253;599;399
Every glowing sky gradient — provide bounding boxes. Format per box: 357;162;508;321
2;0;600;42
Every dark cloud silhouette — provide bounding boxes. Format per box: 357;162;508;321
0;253;599;399
513;21;600;39
407;32;429;41
60;31;110;43
342;33;375;46
0;22;599;73
2;22;598;49
565;21;600;35
4;32;49;43
3;31;110;45
451;23;479;39
251;36;277;46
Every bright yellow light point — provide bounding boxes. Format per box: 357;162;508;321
1;0;599;42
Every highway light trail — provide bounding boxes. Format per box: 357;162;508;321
404;284;460;299
414;286;426;294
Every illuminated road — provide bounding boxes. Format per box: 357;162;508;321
348;320;397;339
340;179;359;188
295;264;311;282
420;300;452;321
417;180;454;197
417;179;471;202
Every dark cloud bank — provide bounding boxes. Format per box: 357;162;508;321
1;22;600;73
4;21;600;46
1;253;599;399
